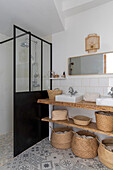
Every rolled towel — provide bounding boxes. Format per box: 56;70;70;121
52;110;68;120
83;93;100;102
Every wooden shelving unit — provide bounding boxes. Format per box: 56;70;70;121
38;99;113;137
42;117;113;137
38;99;113;112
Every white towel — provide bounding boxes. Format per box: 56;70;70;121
83;93;100;102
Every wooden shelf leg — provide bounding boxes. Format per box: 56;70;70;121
49;105;54;141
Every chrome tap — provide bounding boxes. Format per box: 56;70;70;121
68;87;77;96
108;87;113;98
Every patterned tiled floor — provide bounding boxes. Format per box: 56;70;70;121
1;137;110;170
0;133;13;167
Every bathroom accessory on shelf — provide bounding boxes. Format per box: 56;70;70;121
48;88;62;100
83;93;100;102
72;115;92;126
52;110;68;121
108;87;113;98
68;87;78;96
95;111;113;132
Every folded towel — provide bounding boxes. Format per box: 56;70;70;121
83;93;100;102
75;134;94;139
105;145;113;152
56;131;68;134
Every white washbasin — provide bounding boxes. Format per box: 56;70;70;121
96;96;113;107
55;94;83;103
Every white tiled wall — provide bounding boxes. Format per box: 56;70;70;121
52;77;113;96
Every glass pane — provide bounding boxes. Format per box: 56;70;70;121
43;42;50;90
16;30;29;92
31;37;41;91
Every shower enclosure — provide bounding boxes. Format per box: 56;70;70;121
13;25;52;156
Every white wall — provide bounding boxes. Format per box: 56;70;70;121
0;33;13;135
52;1;113;94
52;1;113;138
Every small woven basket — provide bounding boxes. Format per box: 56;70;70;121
51;127;73;149
98;137;113;169
48;88;62;100
71;131;98;159
95;111;113;132
72;115;92;126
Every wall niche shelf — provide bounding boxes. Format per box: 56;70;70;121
41;117;113;137
50;77;67;80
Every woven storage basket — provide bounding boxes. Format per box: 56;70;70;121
48;88;62;100
51;127;73;149
71;131;98;159
95;111;113;132
72;115;91;126
98;138;113;169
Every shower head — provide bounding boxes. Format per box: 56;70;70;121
21;38;38;48
21;42;29;48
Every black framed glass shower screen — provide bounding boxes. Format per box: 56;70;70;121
14;25;52;92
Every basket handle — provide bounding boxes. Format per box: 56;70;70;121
96;136;101;144
72;131;80;136
96;136;105;148
54;88;60;91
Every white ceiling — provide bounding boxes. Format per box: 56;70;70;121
63;0;113;18
0;0;65;37
0;0;113;38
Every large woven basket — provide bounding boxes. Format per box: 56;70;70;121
48;88;62;100
95;111;113;132
51;127;73;149
98;138;113;169
71;131;98;159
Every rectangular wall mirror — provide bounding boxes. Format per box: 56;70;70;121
68;52;113;75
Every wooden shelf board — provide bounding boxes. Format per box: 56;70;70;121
42;117;113;137
38;99;113;112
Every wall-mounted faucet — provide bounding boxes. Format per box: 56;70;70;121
108;87;113;98
68;87;78;96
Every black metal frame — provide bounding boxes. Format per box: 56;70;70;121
0;25;52;92
12;25;52;92
13;25;52;156
0;25;52;156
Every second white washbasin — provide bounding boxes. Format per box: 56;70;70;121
96;96;113;107
55;94;83;103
